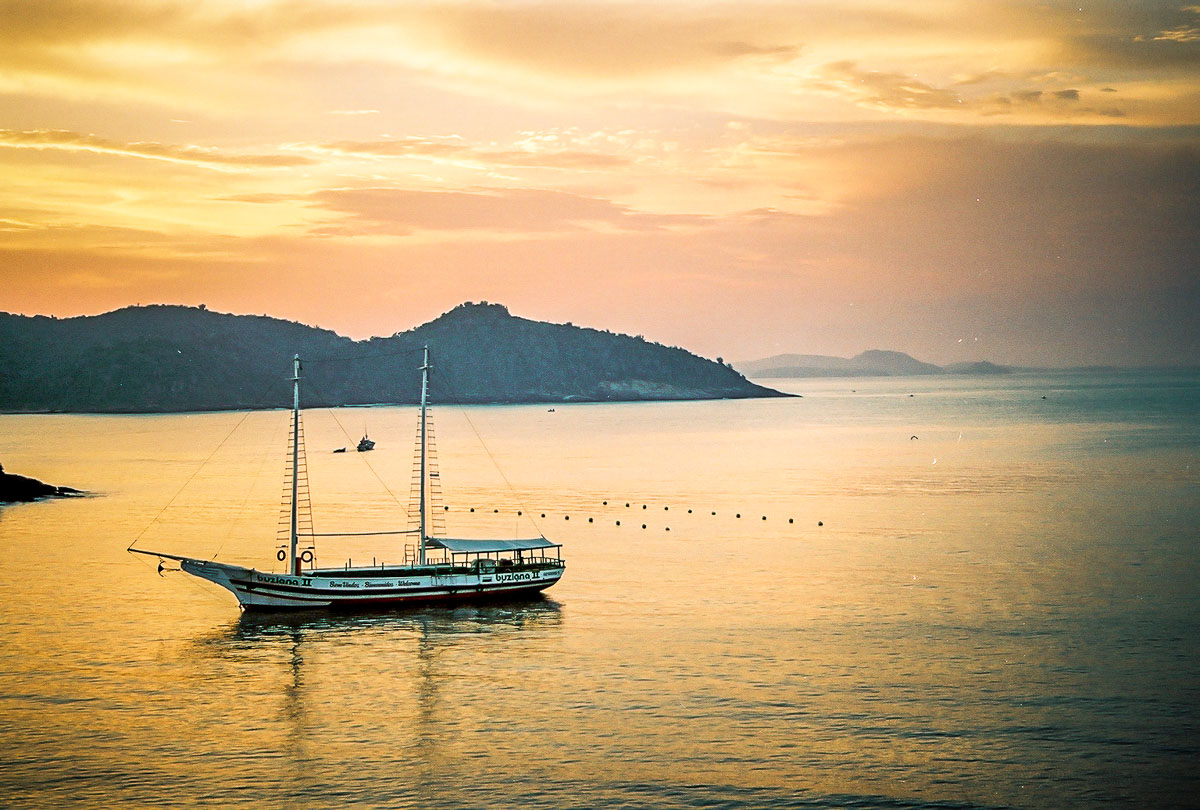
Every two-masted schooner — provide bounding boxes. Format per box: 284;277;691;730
131;348;565;610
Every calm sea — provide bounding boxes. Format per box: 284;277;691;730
1;370;1197;809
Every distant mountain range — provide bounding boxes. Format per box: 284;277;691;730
0;302;784;413
735;350;1014;378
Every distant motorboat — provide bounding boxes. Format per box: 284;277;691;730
357;435;375;452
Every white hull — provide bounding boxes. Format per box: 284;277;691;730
179;558;565;610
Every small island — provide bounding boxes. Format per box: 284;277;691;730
735;350;1016;378
0;462;83;503
0;302;786;413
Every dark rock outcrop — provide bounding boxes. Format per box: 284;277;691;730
0;462;83;503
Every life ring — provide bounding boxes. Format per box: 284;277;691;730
277;549;286;561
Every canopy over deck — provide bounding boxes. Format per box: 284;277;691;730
425;537;557;554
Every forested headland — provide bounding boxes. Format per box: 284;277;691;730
0;302;784;413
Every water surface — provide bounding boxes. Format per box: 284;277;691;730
1;371;1197;808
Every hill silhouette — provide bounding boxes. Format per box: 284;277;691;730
0;302;783;413
736;350;1012;378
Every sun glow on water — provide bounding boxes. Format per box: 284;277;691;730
1;371;1197;807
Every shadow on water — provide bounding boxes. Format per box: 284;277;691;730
219;594;564;644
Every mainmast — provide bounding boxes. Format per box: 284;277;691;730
418;345;430;565
290;354;301;576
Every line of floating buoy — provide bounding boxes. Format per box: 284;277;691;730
433;504;822;527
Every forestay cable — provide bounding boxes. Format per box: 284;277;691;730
127;408;256;553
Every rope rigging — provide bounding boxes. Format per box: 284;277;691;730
430;365;544;539
127;408;256;555
302;375;409;514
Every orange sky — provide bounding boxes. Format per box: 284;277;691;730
2;0;1198;365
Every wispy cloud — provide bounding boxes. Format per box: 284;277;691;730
812;61;963;111
303;137;630;171
0;129;314;170
389;4;803;80
304;187;701;236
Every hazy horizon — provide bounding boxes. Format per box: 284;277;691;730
2;1;1197;367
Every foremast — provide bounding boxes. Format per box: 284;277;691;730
418;346;430;565
290;354;302;576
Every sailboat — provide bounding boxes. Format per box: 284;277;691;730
130;348;565;610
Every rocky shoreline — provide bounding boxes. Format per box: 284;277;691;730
0;462;83;503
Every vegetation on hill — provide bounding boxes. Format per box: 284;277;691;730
0;302;783;413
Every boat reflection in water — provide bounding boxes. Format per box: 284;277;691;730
190;597;565;798
218;596;564;644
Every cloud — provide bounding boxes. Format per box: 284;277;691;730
393;4;803;81
0;129;314;170
3;0;1198;128
0;0;346;53
1152;25;1200;43
305;187;700;236
308;137;630;170
0;1;803;92
812;61;962;111
814;64;1116;121
0;220;176;247
4;129;1198;365
1055;3;1200;72
483;150;631;170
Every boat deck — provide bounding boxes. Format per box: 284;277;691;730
309;559;564;579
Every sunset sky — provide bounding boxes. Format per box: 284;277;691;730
2;0;1197;366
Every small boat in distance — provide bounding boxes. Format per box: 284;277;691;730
356;434;375;452
130;348;565;610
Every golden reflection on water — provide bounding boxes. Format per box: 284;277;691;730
0;372;1197;808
